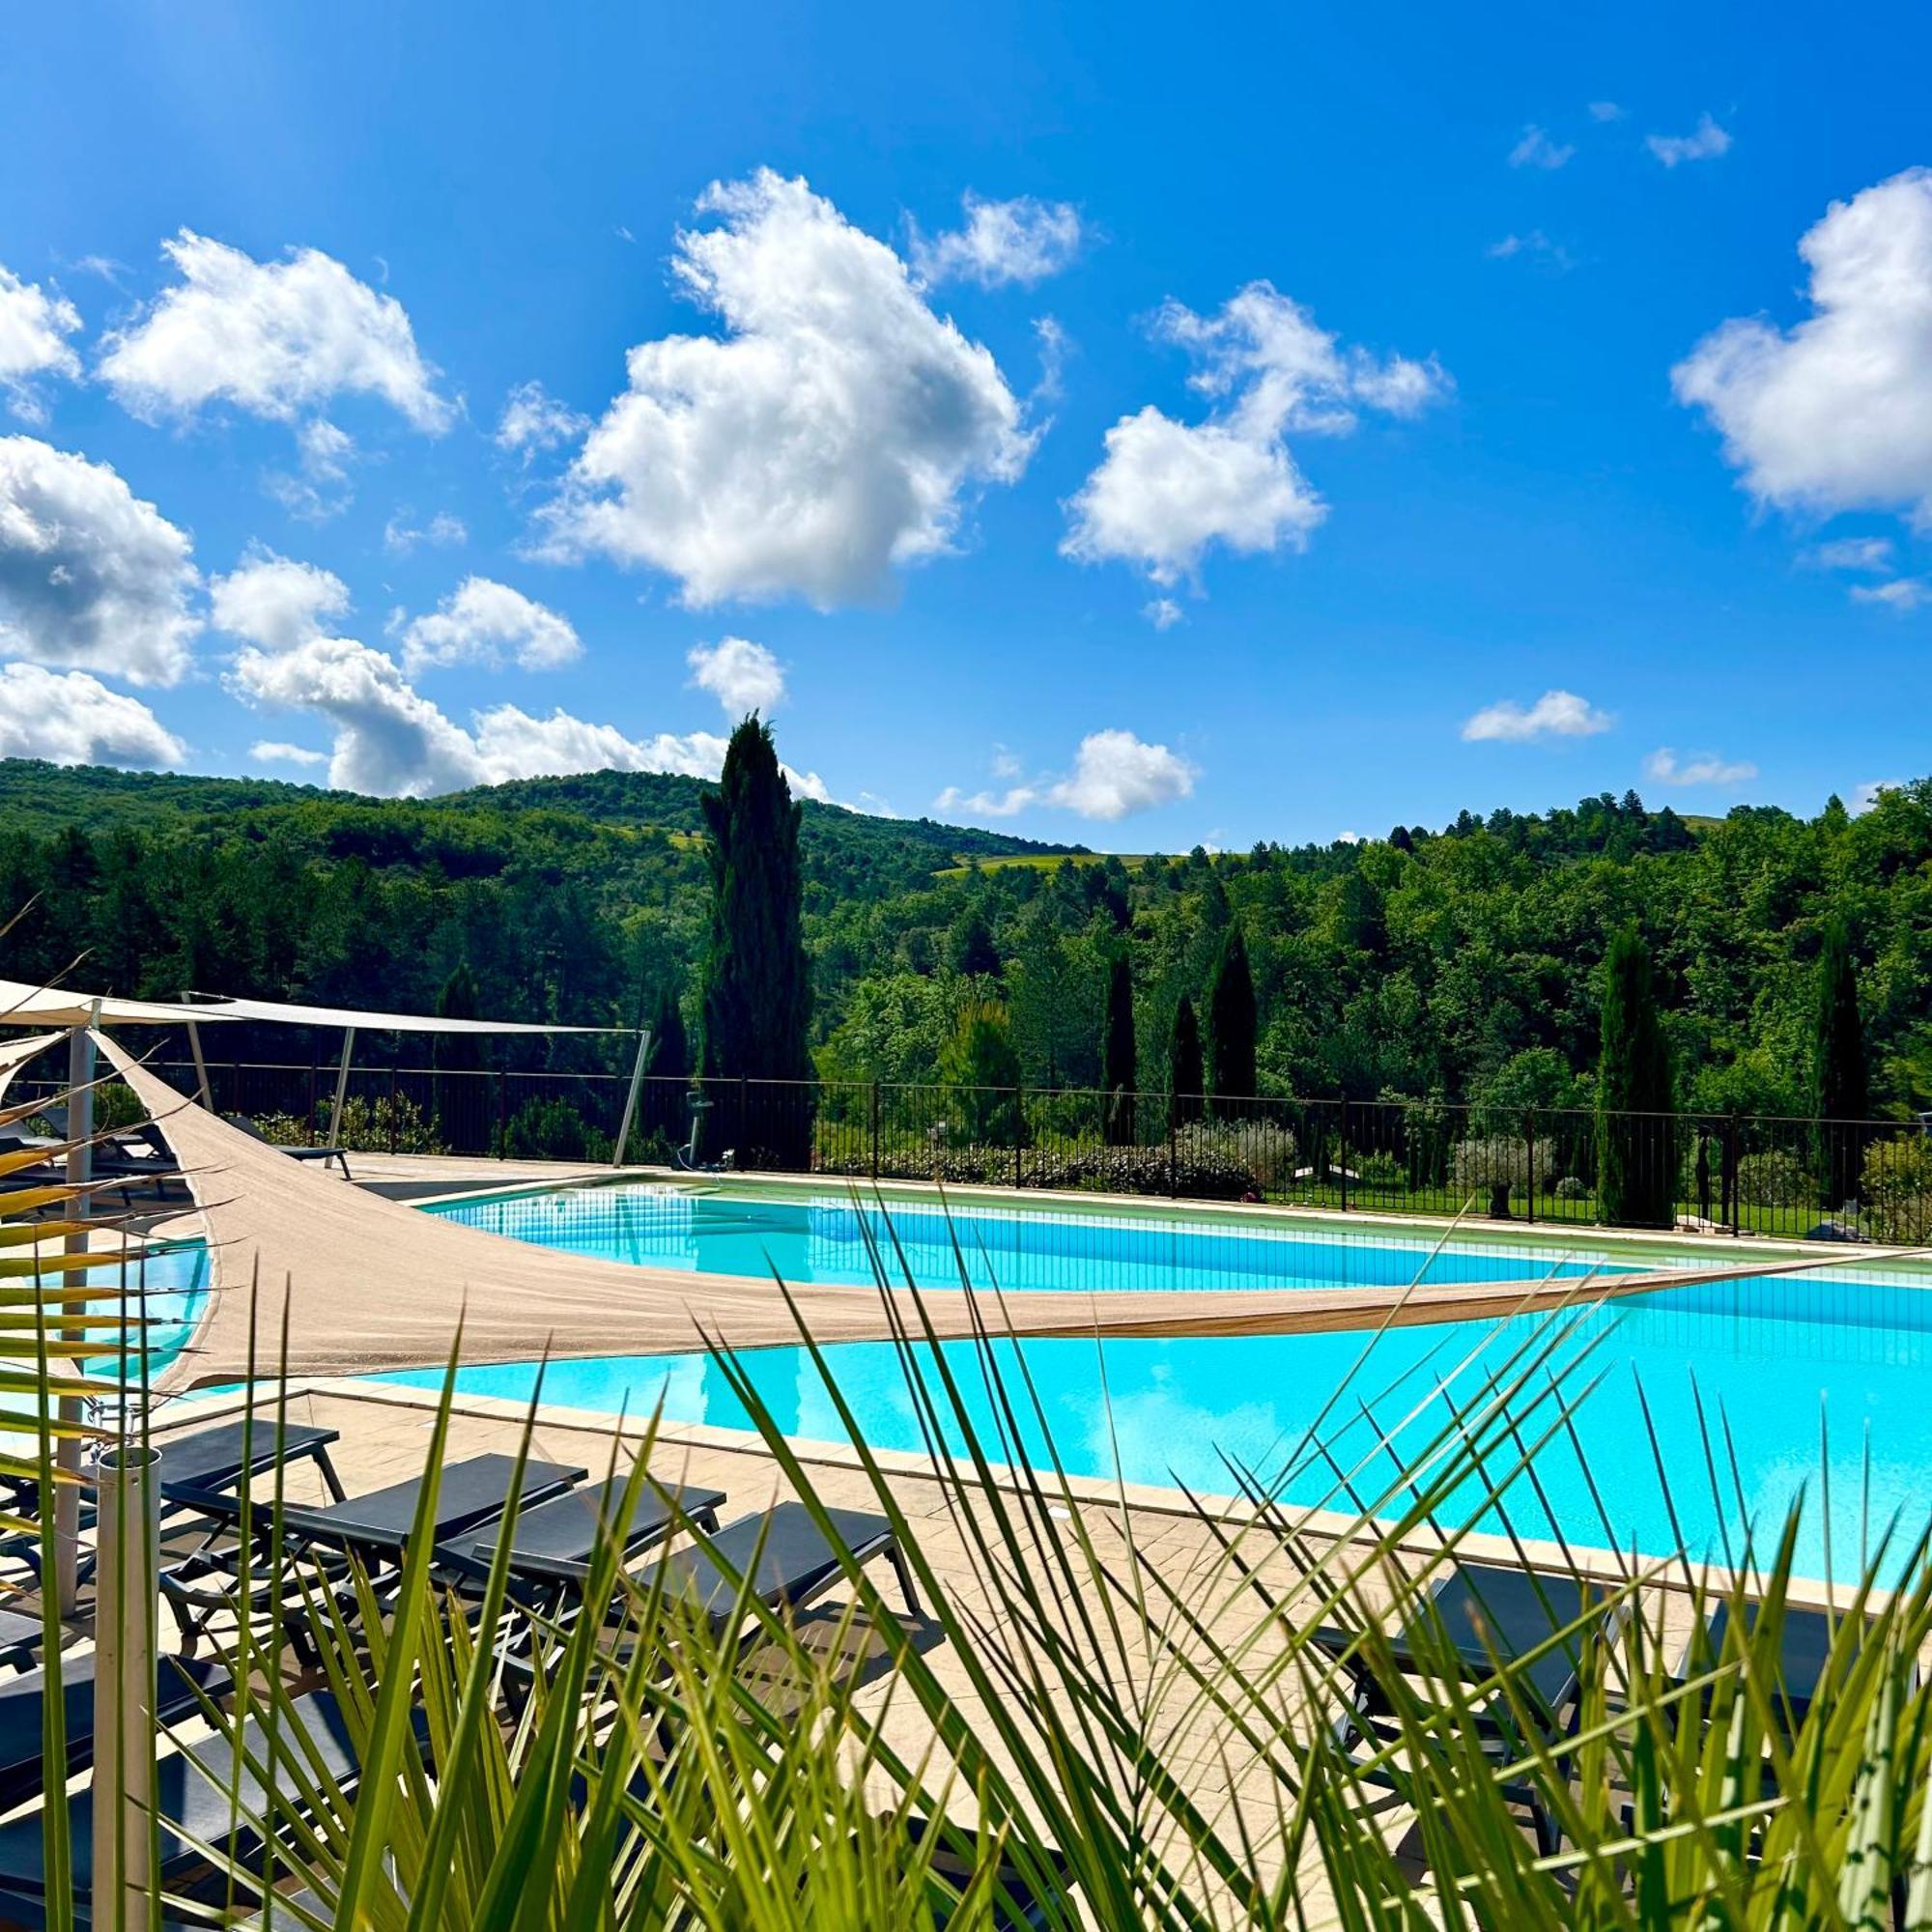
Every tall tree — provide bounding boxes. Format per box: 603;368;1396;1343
432;961;485;1150
1595;925;1674;1228
698;718;813;1166
945;905;1001;979
1811;917;1869;1208
642;981;691;1151
1168;994;1204;1126
1101;952;1137;1145
1206;923;1258;1106
938;999;1024;1148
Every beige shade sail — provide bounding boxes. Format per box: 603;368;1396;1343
179;992;630;1036
0;1032;62;1108
97;1038;1911;1397
0;979;242;1030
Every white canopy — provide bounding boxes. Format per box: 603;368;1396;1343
0;979;242;1030
180;991;629;1037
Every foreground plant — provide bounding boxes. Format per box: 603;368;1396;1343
104;1212;1932;1926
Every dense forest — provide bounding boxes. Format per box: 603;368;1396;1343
4;757;1931;1126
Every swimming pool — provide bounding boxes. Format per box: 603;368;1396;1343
429;1184;1657;1294
407;1185;1932;1584
84;1240;209;1385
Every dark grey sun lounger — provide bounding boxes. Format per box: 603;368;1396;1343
276;1452;587;1563
445;1473;726;1594
0;1687;372;1913
0;1652;228;1812
631;1502;922;1624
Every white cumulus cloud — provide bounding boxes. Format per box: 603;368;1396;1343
0;436;200;685
99;230;452;432
1063;282;1445;587
910;193;1083;288
687;636;784;714
537;169;1034;608
1462;690;1613;743
227;628;829;801
0;663;185;768
249;739;327;768
1509;126;1575;170
0;266;82;420
209;547;351;652
936;728;1196;823
1674;171;1932;525
1644;747;1758;786
398;576;581;673
1647;114;1732;167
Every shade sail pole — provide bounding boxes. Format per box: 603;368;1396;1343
327;1027;355;1148
54;1004;99;1615
183;1009;213;1109
91;1442;158;1930
611;1028;653;1169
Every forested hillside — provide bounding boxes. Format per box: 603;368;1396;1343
3;757;1930;1120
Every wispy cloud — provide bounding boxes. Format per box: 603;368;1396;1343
1644;746;1757;786
1647;114;1732;166
1486;230;1574;270
1509;125;1575;170
1850;577;1931;611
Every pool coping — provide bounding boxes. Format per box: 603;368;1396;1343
150;1372;1890;1610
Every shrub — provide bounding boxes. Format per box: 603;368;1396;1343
1861;1135;1932;1243
1174;1119;1297;1193
1553;1175;1588;1201
1735;1148;1810;1209
251;1094;448;1155
1354;1149;1406;1192
1448;1135;1555;1196
501;1096;611;1163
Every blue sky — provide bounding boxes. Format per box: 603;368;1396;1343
1;0;1928;849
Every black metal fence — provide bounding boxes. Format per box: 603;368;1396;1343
50;1060;1932;1245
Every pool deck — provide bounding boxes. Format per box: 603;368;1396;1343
108;1373;1877;1918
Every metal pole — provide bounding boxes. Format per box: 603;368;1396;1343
55;1009;99;1616
183;1012;213;1110
611;1029;653;1170
91;1441;158;1931
327;1027;355;1148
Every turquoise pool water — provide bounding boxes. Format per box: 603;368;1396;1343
430;1185;1654;1294
84;1241;209;1385
390;1268;1932;1586
406;1187;1932;1583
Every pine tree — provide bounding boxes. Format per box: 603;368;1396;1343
698;718;813;1166
945;905;1001;979
1168;994;1204;1126
1206;923;1258;1108
1811;917;1869;1208
1101;952;1137;1145
432;961;484;1149
1595;926;1675;1228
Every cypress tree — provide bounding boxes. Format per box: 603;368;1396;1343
698;718;813;1166
1205;923;1258;1107
1595;926;1675;1228
945;905;1001;979
1101;952;1137;1146
1811;917;1869;1208
432;961;484;1149
1168;994;1204;1126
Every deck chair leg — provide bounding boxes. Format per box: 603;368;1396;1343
885;1540;922;1620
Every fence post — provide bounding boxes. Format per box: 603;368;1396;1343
388;1064;399;1155
1168;1089;1178;1199
497;1069;508;1158
1013;1086;1024;1189
1525;1108;1537;1225
1338;1096;1350;1214
1725;1112;1740;1236
869;1081;880;1181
